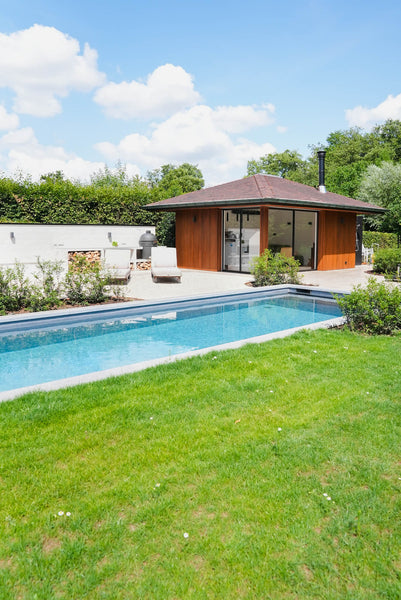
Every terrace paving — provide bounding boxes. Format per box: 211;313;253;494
126;265;384;300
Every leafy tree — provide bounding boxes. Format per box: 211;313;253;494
148;163;204;196
373;120;401;162
358;161;401;241
246;120;401;199
40;170;65;184
90;162;139;188
247;150;306;179
147;163;204;245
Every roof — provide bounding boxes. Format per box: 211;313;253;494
146;174;384;214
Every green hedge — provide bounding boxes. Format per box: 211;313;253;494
363;231;398;249
0;177;156;226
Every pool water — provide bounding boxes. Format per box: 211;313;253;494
0;293;342;393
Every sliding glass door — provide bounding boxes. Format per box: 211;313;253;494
223;209;260;272
268;209;317;270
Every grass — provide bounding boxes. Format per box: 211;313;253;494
1;328;401;599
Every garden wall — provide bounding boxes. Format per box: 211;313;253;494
0;224;155;266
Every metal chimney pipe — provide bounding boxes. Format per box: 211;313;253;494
317;150;326;193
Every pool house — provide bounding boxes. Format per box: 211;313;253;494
147;172;383;273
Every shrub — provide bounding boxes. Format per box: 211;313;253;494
337;277;401;335
372;248;401;277
28;259;64;311
0;262;33;313
64;255;111;305
251;249;301;286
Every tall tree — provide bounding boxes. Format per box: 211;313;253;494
147;163;205;246
247;150;306;179
358;161;401;240
147;163;204;197
246;120;401;199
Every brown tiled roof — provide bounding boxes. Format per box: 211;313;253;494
146;174;384;214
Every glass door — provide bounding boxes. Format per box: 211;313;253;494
223;210;241;271
293;211;316;269
223;209;260;272
240;209;260;272
268;208;317;270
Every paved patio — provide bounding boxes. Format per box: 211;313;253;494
125;265;383;300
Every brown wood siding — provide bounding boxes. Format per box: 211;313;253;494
175;208;221;270
260;207;269;253
317;211;356;270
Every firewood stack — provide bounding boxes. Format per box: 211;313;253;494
135;260;151;271
68;250;101;266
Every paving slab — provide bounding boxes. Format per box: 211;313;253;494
125;265;383;300
299;265;385;293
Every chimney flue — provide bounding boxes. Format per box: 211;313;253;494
317;150;326;193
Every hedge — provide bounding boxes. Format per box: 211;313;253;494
363;231;398;249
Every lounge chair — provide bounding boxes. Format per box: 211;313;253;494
151;247;182;282
103;248;132;281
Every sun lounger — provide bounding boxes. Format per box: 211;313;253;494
151;247;182;282
103;248;132;281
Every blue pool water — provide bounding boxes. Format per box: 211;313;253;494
0;293;342;393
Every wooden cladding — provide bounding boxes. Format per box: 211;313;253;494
317;211;356;270
174;206;357;272
176;208;221;270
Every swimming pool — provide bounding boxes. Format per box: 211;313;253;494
0;286;344;399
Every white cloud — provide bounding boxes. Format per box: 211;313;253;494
0;105;19;131
95;103;276;184
0;25;106;117
0;127;140;181
94;64;201;119
346;93;401;129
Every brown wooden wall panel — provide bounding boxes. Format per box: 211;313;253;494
260;207;269;253
176;208;221;270
317;211;356;270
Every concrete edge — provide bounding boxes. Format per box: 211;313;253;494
0;283;344;333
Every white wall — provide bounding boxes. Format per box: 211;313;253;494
0;224;156;265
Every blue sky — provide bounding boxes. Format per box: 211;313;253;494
0;0;400;185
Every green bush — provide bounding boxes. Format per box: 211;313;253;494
0;258;114;314
251;249;301;286
363;231;398;250
64;255;111;305
29;259;64;311
337;277;401;335
0;262;32;313
372;247;401;277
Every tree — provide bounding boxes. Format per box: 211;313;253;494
39;170;65;184
358;162;401;241
147;163;204;246
245;120;401;199
247;150;306;179
147;163;204;196
90;162;139;188
373;120;401;162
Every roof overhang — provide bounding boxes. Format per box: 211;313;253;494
146;197;385;215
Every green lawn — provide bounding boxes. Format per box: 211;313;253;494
1;329;401;599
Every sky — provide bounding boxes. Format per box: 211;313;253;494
0;0;400;186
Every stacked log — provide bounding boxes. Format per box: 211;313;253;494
136;260;151;271
68;250;101;267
